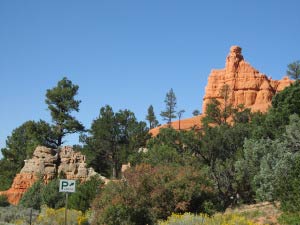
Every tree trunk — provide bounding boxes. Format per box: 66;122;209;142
112;167;116;179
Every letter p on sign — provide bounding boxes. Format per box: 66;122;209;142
59;179;76;192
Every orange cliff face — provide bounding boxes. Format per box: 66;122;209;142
150;46;293;136
0;174;38;205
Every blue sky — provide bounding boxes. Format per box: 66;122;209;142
1;0;300;150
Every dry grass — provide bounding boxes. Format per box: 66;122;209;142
225;202;282;225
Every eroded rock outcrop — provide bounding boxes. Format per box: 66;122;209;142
202;45;293;113
0;146;102;205
0;173;38;205
150;46;293;136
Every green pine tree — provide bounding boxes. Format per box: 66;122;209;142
146;105;159;129
160;88;177;125
287;60;300;80
45;77;84;147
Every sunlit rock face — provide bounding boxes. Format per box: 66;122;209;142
0;146;100;205
150;46;293;136
202;45;293;113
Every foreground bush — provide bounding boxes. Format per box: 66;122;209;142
19;179;64;210
0;195;9;207
69;176;103;212
20;176;102;211
92;164;217;225
159;212;260;225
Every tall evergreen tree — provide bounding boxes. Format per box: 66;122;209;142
145;105;159;129
45;77;84;147
202;98;223;126
219;84;232;124
287;60;300;80
83;105;150;178
160;88;177;125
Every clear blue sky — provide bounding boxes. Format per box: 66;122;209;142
1;0;299;150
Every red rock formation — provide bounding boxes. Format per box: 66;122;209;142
0;173;38;205
202;46;293;113
150;46;293;135
0;146;102;205
150;115;203;136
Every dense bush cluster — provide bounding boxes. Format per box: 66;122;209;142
92;164;217;225
20;176;102;212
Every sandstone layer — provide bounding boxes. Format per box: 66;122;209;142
150;115;203;136
150;46;293;136
0;146;101;205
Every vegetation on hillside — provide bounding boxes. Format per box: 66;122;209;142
1;76;300;224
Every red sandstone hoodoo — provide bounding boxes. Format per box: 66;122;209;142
150;46;293;136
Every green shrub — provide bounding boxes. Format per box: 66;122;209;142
273;151;300;212
19;180;43;209
20;179;66;210
278;212;300;225
0;195;9;207
20;176;102;212
40;179;65;209
69;176;103;212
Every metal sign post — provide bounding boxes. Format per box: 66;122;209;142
65;193;68;225
59;179;76;225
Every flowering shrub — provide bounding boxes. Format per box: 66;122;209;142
159;212;261;225
35;205;89;225
159;213;206;225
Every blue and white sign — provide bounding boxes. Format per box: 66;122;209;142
59;179;76;193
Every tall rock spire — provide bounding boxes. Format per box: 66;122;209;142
225;46;244;74
150;45;293;136
203;45;293;113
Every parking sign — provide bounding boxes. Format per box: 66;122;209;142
59;179;76;192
